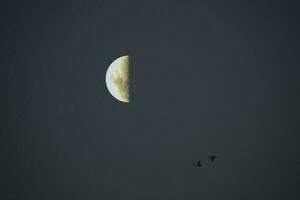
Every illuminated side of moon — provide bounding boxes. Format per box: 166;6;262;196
105;55;130;103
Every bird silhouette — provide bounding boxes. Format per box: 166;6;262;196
208;156;217;162
192;161;202;167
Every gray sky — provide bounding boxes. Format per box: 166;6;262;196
1;0;299;199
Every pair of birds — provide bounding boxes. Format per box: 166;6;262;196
193;156;217;167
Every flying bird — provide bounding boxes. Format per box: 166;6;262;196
208;156;217;162
192;161;202;167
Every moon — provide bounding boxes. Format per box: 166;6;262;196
105;55;130;103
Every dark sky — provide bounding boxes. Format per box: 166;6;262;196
1;0;299;199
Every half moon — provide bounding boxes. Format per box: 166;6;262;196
105;55;130;103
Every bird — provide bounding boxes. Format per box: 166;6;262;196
208;156;217;162
192;161;202;167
